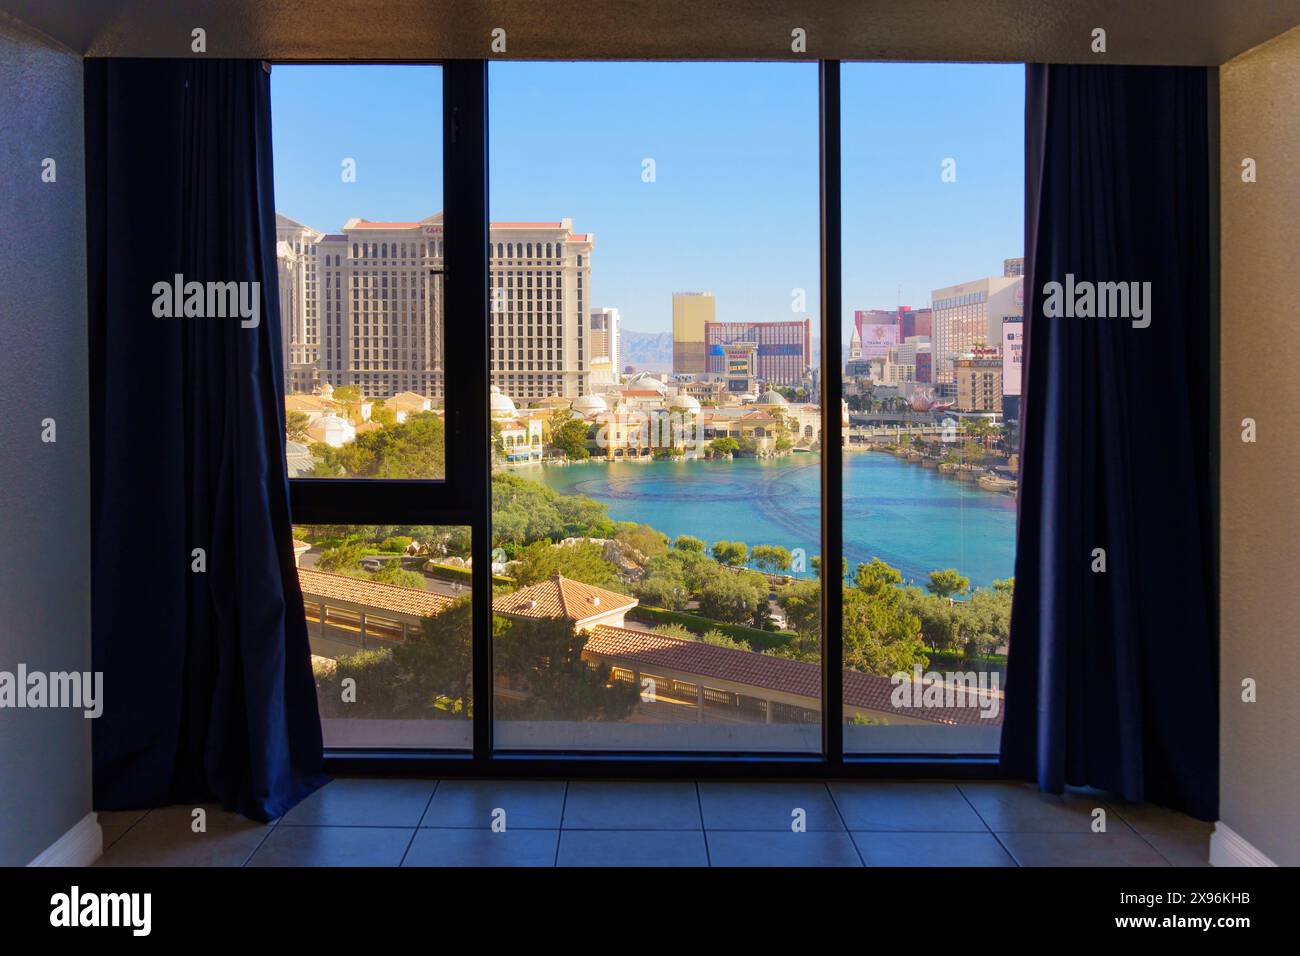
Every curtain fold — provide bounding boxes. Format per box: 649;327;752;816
1001;64;1217;820
87;59;326;821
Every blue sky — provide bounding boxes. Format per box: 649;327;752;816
271;62;1022;337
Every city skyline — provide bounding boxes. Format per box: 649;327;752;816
271;61;1022;339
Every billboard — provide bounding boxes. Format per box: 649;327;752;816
856;321;899;358
1002;319;1024;397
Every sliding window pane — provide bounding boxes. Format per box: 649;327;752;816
489;62;821;751
271;65;446;479
294;524;473;749
840;63;1023;753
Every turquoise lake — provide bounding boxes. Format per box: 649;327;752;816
519;452;1017;588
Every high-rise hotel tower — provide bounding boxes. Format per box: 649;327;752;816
276;214;595;402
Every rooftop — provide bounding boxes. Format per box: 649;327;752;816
493;573;638;624
297;567;455;620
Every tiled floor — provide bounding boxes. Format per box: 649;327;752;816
94;778;1213;867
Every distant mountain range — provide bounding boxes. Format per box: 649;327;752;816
619;328;838;374
619;329;674;372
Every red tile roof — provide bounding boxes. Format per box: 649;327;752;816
493;573;637;623
585;625;998;726
297;568;454;619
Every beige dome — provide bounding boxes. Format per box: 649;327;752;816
756;389;788;406
489;386;517;419
572;393;608;414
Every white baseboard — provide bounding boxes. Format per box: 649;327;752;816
26;812;103;867
1210;823;1277;867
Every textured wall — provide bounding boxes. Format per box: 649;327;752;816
1219;26;1300;866
3;0;1300;64
0;14;93;865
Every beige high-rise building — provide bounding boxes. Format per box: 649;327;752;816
955;349;1003;412
276;215;324;394
930;273;1023;385
275;214;595;402
672;291;714;374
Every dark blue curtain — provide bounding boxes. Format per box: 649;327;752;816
86;59;327;821
1001;64;1217;820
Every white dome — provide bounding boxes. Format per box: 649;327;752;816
756;389;788;406
670;394;700;413
490;387;517;418
626;372;667;393
572;393;608;414
738;393;758;403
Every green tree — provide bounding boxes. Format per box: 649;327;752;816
697;571;768;627
511;540;621;591
286;410;311;442
751;544;793;575
708;436;740;458
390;596;475;718
711;540;748;567
674;534;705;553
370;563;427;590
317;540;367;573
925;568;971;599
634;568;689;610
312;411;446;479
699;629;752;652
615;523;669;560
778;578;821;654
843;558;929;676
331;385;363;423
494;616;639;721
490;473;616;548
548;411;592;460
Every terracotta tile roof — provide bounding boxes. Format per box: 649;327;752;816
585;626;998;727
297;568;454;620
285;395;339;412
493;573;637;623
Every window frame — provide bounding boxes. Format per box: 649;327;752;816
283;58;1004;779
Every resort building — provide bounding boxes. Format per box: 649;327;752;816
954;348;1004;413
672;291;714;374
704;319;812;386
275;213;596;403
931;271;1023;384
297;566;998;730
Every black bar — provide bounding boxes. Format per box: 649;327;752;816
289;480;470;525
443;59;493;760
324;750;1001;779
819;60;844;763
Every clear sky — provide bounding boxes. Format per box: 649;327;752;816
271;61;1022;338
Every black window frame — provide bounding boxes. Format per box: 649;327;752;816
285;58;1002;779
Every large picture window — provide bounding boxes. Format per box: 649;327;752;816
487;61;821;752
840;63;1023;754
271;59;1025;767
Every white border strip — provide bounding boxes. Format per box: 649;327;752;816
1210;822;1277;867
27;812;103;868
